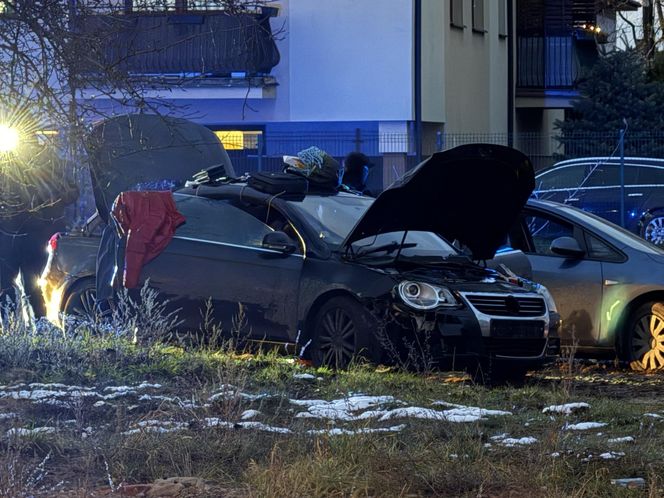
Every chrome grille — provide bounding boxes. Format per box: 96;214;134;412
465;294;546;317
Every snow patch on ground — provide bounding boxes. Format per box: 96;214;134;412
608;436;635;444
122;420;189;435
292;396;509;423
7;426;56;437
240;410;261;420
644;413;663;419
293;373;318;380
291;395;397;421
491;434;538;447
542;402;590;415
564;421;607;431
599;451;625;460
202;418;290;434
306;424;406;436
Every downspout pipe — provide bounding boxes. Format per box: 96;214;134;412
507;0;514;147
414;0;423;163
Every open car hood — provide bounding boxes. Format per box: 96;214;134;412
343;144;535;260
88;114;234;222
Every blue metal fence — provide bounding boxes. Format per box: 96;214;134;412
226;131;664;190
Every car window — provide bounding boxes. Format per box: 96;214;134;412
287;194;373;247
535;165;585;191
583;163;639;187
229;200;303;254
634;165;664;185
585;234;623;262
174;195;273;248
524;214;575;256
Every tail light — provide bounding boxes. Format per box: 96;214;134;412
48;233;61;253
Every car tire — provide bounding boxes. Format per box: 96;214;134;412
63;279;97;319
624;301;664;371
640;212;664;246
309;296;380;369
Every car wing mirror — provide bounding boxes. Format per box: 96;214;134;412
550;236;584;258
262;231;297;254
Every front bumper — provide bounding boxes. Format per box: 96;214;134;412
382;297;560;367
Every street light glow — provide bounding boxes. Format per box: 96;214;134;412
0;124;19;152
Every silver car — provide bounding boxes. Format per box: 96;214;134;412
508;199;664;371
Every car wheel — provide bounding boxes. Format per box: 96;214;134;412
310;296;378;369
625;302;664;371
63;280;97;319
641;214;664;246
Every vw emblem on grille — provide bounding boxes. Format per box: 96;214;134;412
505;296;520;314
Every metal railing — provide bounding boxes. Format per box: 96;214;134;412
517;35;580;88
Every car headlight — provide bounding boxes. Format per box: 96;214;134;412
534;283;557;313
397;281;457;310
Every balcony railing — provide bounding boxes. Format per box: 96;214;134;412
77;5;280;78
517;35;582;89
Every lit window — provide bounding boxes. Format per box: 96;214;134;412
214;130;262;151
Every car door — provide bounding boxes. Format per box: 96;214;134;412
513;209;604;347
140;195;304;342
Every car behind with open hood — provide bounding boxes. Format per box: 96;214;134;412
82;143;556;380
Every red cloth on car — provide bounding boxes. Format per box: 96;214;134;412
111;191;185;288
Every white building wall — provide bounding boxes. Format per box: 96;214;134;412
287;0;414;122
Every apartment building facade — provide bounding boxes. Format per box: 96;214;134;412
77;0;514;184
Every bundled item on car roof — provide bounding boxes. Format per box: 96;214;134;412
283;146;341;193
192;164;233;185
247;171;309;196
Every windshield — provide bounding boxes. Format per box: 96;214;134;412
352;231;458;261
288;194;457;259
288;194;374;246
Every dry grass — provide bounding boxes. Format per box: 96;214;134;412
0;297;661;496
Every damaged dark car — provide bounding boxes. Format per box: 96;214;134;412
92;142;559;379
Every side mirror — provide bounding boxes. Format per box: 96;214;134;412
262;231;297;254
550;236;584;258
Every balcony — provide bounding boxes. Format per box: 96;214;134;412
76;4;280;83
517;36;580;89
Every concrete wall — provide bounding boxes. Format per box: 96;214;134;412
421;0;445;123
442;0;509;134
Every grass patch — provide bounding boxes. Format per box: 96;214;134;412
0;299;662;496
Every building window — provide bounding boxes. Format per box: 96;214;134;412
214;130;262;150
499;0;508;37
450;0;464;29
472;0;485;34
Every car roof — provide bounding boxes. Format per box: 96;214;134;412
538;156;664;177
176;182;362;204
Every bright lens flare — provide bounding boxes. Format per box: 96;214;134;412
0;125;19;152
